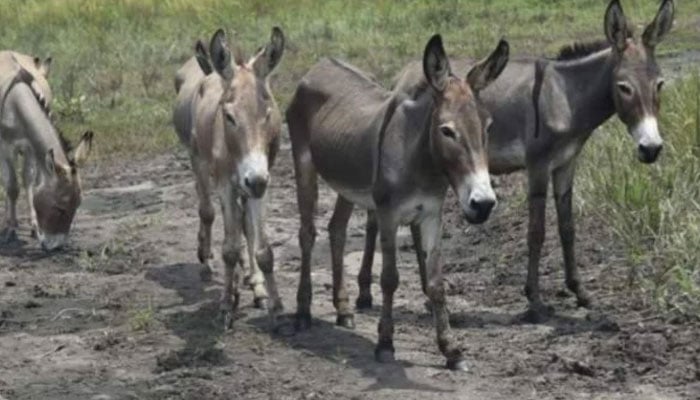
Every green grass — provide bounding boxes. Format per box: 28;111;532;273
0;0;697;156
579;73;700;318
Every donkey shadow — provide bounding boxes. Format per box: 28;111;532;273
146;262;449;393
246;314;451;394
447;308;620;336
145;262;230;372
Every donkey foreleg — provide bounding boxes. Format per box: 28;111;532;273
219;183;244;329
553;161;591;308
356;210;378;310
328;195;355;328
243;197;279;314
0;153;19;243
374;214;399;364
524;166;554;322
21;152;38;238
421;215;465;371
192;155;215;271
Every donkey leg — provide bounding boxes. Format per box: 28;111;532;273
524;167;553;322
21;151;39;238
374;214;399;363
243;197;270;309
421;215;465;370
553;161;591;308
328;196;355;328
0;155;19;243
356;210;377;310
292;148;318;331
411;222;433;314
193;156;215;274
219;184;244;329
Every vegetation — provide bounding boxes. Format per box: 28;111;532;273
0;0;698;314
0;0;697;155
579;73;700;317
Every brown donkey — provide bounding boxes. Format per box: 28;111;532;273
0;53;93;251
287;35;508;369
173;28;285;327
356;0;675;322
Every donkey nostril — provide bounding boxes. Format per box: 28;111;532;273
638;144;662;163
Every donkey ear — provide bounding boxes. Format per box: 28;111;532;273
39;57;51;77
252;27;285;78
73;131;94;167
423;34;451;92
604;0;629;52
194;40;213;75
467;39;509;92
209;29;234;81
643;0;674;49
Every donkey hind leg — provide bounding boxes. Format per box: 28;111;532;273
292;147;318;331
523;166;555;323
374;213;399;364
0;153;19;244
356;210;378;310
219;183;244;329
21;151;39;239
553;160;591;308
421;215;466;371
328;196;355;328
192;155;215;277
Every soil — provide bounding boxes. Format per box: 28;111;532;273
1;129;699;400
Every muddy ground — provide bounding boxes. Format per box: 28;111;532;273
1;127;699;400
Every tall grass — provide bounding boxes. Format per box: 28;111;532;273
0;0;696;156
579;73;700;317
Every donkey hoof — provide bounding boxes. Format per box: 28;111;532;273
0;228;18;244
355;296;373;311
254;297;269;310
576;293;593;309
446;358;469;372
424;300;434;314
521;303;555;324
220;309;234;330
198;263;213;282
336;314;355;329
294;312;312;331
374;347;396;364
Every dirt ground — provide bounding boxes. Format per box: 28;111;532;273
1;127;699;400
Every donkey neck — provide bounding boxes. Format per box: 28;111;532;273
551;48;617;134
10;84;69;165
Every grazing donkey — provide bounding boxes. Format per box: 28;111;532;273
173;28;285;326
286;35;508;369
355;0;675;322
0;52;93;251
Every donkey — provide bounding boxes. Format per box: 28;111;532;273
354;0;675;322
0;53;93;251
286;35;508;369
173;28;285;327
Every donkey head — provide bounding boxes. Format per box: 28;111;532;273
605;0;674;163
206;27;284;198
423;35;509;224
34;131;93;251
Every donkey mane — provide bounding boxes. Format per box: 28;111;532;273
556;29;633;60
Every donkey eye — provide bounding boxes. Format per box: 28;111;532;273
656;79;665;92
225;112;237;126
616;82;634;97
440;126;457;141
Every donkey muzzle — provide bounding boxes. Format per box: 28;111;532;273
244;175;269;198
638;144;662;164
